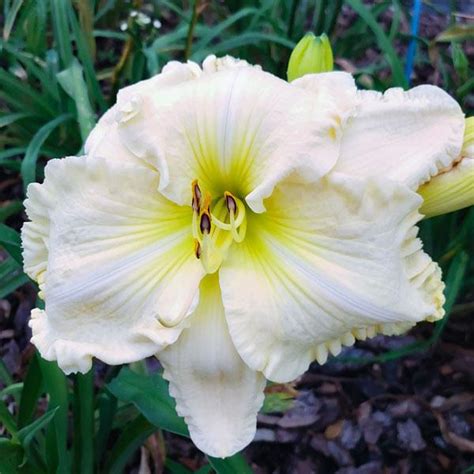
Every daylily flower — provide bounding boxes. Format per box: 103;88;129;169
22;55;469;458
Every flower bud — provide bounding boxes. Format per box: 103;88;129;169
419;117;474;218
287;33;334;82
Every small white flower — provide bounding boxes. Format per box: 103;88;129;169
135;12;151;26
22;55;466;458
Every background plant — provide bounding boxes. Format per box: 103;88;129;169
0;1;472;473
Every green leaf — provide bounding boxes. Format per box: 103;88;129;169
0;112;32;128
434;250;468;332
21;113;73;190
344;0;406;88
0;438;23;474
193;8;258;52
451;42;468;82
68;5;107;112
18;353;43;428
95;390;117;467
51;0;74;67
0;39;60;101
0;147;26;163
0;257;29;299
94;0;118;22
0;223;23;265
0;200;23;222
436;24;474;43
74;0;96;60
193;32;295;63
73;370;95;473
0;358;14;386
107;367;188;437
207;454;253;474
0;69;55;117
0;399;18;438
165;458;193;474
0;382;23;399
3;0;24;40
104;415;156;474
57;59;96;140
38;358;70;474
24;0;48;55
261;391;294;414
17;407;58;448
196;465;213;474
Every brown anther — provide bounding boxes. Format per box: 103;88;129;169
200;211;211;234
194;239;201;259
191;179;202;213
224;191;237;214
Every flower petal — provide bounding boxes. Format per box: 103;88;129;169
22;155;204;374
84;60;203;167
334;85;465;188
220;173;444;383
159;274;266;458
116;63;342;212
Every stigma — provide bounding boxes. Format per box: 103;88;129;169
191;180;247;274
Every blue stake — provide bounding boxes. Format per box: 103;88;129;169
404;0;422;86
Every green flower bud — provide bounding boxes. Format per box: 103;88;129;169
287;33;334;82
419;117;474;218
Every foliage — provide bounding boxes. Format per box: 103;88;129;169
0;0;473;472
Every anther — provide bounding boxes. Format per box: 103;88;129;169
224;191;237;214
200;211;211;234
191;180;202;213
194;239;201;259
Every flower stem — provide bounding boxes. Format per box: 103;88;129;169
38;358;70;474
74;370;95;474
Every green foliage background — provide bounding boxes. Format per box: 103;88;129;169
0;0;473;472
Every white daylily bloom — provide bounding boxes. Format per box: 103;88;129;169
22;55;467;458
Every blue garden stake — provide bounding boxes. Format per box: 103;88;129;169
404;0;423;86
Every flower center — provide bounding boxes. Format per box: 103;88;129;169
191;180;247;274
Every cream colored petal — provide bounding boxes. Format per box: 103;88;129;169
220;173;444;383
116;65;342;212
84;60;203;166
159;274;266;458
292;71;358;123
22;155;204;374
201;54;259;73
334;85;465;188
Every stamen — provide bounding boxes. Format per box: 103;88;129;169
200;211;211;234
194;239;201;259
224;191;237;214
191;179;201;213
